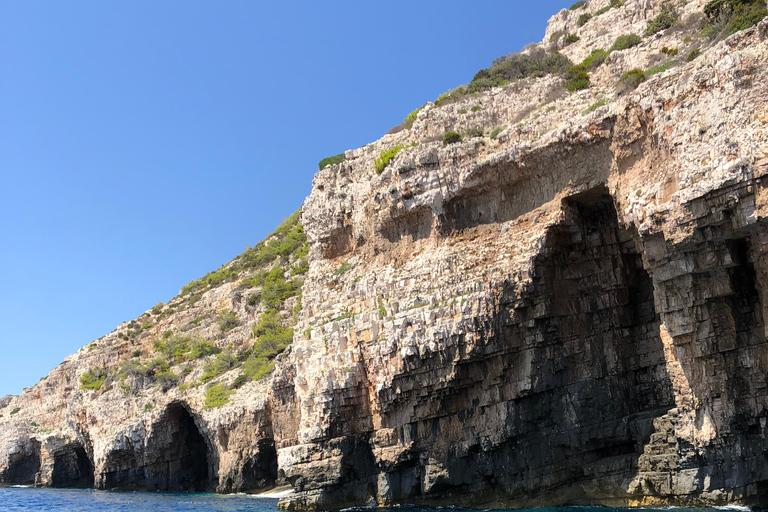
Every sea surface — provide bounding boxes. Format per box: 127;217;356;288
0;487;752;512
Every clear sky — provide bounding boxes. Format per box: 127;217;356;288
0;0;573;397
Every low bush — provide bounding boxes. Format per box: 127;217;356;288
578;13;592;26
375;145;406;174
582;48;610;69
565;33;580;45
318;153;345;170
467;48;572;93
570;0;587;9
10;407;20;416
218;310;240;332
729;4;768;34
565;65;591;92
645;4;677;35
621;68;647;89
471;105;483;112
661;46;678;56
200;346;237;383
443;131;462;144
686;48;702;61
242;309;294;382
610;34;642;51
403;104;426;129
490;127;504;139
466;128;483;138
80;368;107;391
204;383;233;409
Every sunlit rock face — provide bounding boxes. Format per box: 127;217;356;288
2;0;768;509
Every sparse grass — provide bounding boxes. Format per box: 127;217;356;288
646;61;675;77
471;105;483;112
570;0;587;9
204;383;233;409
583;99;608;114
318;153;346;170
490;127;504;139
404;104;426;129
335;262;353;276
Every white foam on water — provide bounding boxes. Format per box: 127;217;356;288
713;505;751;512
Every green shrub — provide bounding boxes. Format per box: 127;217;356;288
80;368;107;390
729;5;768;34
200;346;237;383
686;48;702;61
444;131;462;144
218;310;240;332
645;5;677;35
459;109;467;114
153;335;190;364
564;34;580;46
595;5;611;16
621;68;647;89
582;49;610;69
661;46;678;56
490;127;504;139
236;210;307;270
404;105;426;129
188;338;220;360
335;262;353;276
232;374;248;389
471;105;483;112
466;128;484;138
242;309;293;382
435;87;468;106
144;403;153;411
204;383;233;409
578;13;592;26
570;0;587;9
374;145;407;174
610;34;642;51
151;302;163;315
565;66;591;92
467;49;572;93
318;153;346;170
10;407;20;416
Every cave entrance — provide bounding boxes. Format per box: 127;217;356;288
145;402;213;492
2;439;40;485
520;186;674;463
51;443;94;488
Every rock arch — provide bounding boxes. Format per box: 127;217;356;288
145;401;216;492
51;441;94;488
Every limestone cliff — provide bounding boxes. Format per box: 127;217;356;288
3;0;768;509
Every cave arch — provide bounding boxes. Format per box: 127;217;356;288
145;401;215;492
51;442;94;488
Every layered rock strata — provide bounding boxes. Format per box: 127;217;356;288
2;0;768;509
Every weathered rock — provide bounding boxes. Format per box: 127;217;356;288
2;0;768;509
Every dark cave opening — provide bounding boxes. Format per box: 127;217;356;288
51;443;94;488
727;237;764;347
145;402;212;492
2;439;40;485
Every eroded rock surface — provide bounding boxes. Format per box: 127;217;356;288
2;0;768;509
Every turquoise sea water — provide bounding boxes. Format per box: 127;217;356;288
0;487;280;511
0;487;747;512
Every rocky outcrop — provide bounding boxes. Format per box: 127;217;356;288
2;0;768;509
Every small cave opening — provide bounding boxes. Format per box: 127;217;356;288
51;443;94;488
727;237;764;346
2;439;40;485
145;402;213;492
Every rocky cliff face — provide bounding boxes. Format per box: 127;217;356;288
3;0;768;509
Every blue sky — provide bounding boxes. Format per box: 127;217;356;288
0;0;573;396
